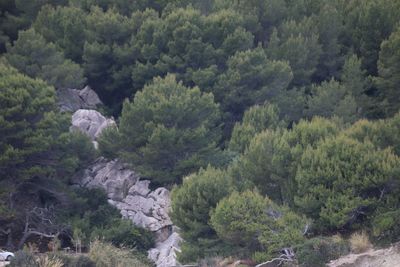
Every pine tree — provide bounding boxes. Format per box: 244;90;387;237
100;74;221;184
5;29;85;89
375;27;400;116
229;103;282;154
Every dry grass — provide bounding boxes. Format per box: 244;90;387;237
88;240;151;267
37;255;63;267
349;231;373;254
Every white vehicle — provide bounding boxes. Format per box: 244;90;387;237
0;249;14;261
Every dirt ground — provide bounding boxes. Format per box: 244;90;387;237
0;261;9;266
328;243;400;267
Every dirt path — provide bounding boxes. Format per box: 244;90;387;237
0;262;9;266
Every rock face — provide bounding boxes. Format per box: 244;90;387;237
71;109;116;147
74;158;181;267
57;85;102;112
328;243;400;267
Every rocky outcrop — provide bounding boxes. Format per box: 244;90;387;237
74;158;181;267
70;109;116;147
57;85;102;112
328;243;400;267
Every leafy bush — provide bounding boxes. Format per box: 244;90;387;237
91;218;154;251
296;236;350;266
100;74;222;185
372;209;400;243
9;251;38;267
211;190;308;259
349;231;372;253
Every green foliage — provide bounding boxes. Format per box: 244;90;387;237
210;190;307;259
102;74;221;184
88;240;153;267
313;3;344;82
229;103;282;153
267;17;322;86
97;125;121;159
92;219;154;251
9;251;38;267
344;0;400;75
214;47;293;121
5;29;85;89
34;5;87;62
64;188;154;251
210;190;270;250
171;166;234;240
296;236;350;267
375;27;400;116
307;79;359;123
232;117;340;204
295;135;400;232
0;62;92;190
214;0;287;42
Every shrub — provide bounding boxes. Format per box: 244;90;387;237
9;251;38;267
372;210;400;243
91;219;155;251
48;253;96;267
211;190;308;259
296;236;350;267
103;74;222;185
349;231;372;253
37;256;63;267
88;240;153;267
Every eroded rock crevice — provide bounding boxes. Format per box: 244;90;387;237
73;158;182;267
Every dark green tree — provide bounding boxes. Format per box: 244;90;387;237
375;27;400;116
83;6;135;110
267;17;322;86
34;5;87;62
171;166;234;262
232;117;341;204
295;134;400;232
5;29;85;89
0;62;95;248
313;3;344;81
307;79;359;123
100;74;221;184
214;0;287;42
229;103;282;154
214;47;292;122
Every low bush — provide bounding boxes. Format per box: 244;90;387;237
48;253;96;267
296;236;350;267
349;231;372;253
9;251;38;267
37;255;63;267
88;240;154;267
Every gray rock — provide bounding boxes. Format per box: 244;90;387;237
70;109;116;147
78;158;138;201
149;231;182;267
74;158;181;267
57;86;102;112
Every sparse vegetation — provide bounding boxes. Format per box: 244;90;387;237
350;231;373;254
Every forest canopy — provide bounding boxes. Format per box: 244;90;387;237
1;0;400;266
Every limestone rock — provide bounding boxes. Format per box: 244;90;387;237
328;243;400;267
149;231;182;267
57;85;102;112
74;158;181;267
78;158;139;201
71;109;116;146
